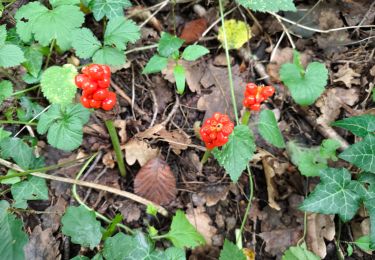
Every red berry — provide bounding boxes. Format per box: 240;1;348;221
75;74;90;89
245;83;258;95
90;99;102;109
82;82;98;95
101;92;116;111
87;64;104;80
250;103;261;111
243;83;275;111
199;112;234;149
97;78;110;89
101;65;111;79
82;65;90;75
262;86;275;97
93;88;109;101
80;96;91;108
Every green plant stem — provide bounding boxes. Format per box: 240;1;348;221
44;39;55;69
12;85;40;96
201;149;212;165
241;109;251;125
0;120;37;126
218;0;239;125
105;120;126;177
297;211;308;246
0;188;10;196
124;44;158;55
151;234;168;240
336;220;344;260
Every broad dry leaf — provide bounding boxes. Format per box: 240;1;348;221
24;226;61;260
102;151;115;168
259;228;302;256
186;206;217;246
134;157;176;205
262;156;281;210
123;139;159;166
333;63;361;88
152;76;173;111
118;200;141;223
180;18;208;44
41;197;67;232
127;6;162;31
306;214;335;259
198;185;229;207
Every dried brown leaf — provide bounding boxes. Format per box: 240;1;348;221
198;185;229;207
119;200;141;223
134;157;176;205
180;18;208;44
41;197;67;232
186;206;217;246
127;6;162;31
102;151;115;169
333;63;361;88
124;139;159;166
262;156;281;210
113;120;127;144
259;228;302;256
24;226;61;260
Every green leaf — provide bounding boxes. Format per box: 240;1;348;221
236;0;296;12
347;244;353;256
41;64;77;105
17;96;44;122
142;55;169;74
181;45;209;61
72;28;101;59
22;46;43;78
0;170;21;185
146;204;158;217
213;125;255;182
0;137;34;170
61;205;102;249
89;0;132;21
0;44;25;68
300;168;361;222
173;64;186;94
11;176;49;209
165;247;186;260
37;104;90;151
219;239;246;260
282;243;320;260
50;0;80;8
104;17;140;50
320;139;341;161
258;109;285;148
0;127;11;141
92;47;125;66
354;236;371;252
15;2;84;50
339;134;375;173
71;256;90;260
280;51;328;106
166;210;205;249
0;80;13;104
158;32;184;58
0;200;29;260
218;19;251;50
0;25;6;45
333;114;375;137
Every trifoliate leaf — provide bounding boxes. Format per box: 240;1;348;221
92;47;125;66
17;97;44;122
0;80;13;104
61;205;102;249
158;32;184;58
41;64;77;105
0;128;11;141
333;114;375;138
89;0;132;21
104;17;140;50
11;176;49;209
166;210;205;249
218;19;251;50
258;109;285;148
0;44;25;68
37;104;90;151
339;134;375;173
300;168;361;222
0;137;34;170
174;64;186;94
181;45;209;61
282;243;320;260
142;55;169;74
280;50;328;106
72;28;101;59
236;0;296;12
213;125;255;182
219;240;246;260
0;200;29;260
22;46;43;78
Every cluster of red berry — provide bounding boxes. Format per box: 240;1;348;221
243;83;275;111
75;64;117;111
200;112;234;149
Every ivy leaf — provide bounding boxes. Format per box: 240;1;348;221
142;55;169;74
22;46;43;78
41;64;77;105
166;210;205;249
333;114;375;138
0;80;13;104
280;50;328;106
89;0;132;21
173;64;186;94
11;176;49;209
218;19;251;50
213;125;255;182
72;28;101;59
282;243;320;260
0;200;29;260
300;168;361;222
219;239;246;260
158;32;184;58
0;137;35;170
61;205;102;249
104;17;140;50
339;134;375;173
181;45;209;61
92;47;125;66
236;0;296;12
165;247;186;260
258;109;285;148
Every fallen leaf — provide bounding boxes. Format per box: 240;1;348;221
134;157;176;205
198;185;229;207
186;206;217;246
113;120;127;144
24;226;61;260
127;6;162;31
259;228;302;256
102;151;115;168
41;197;67;232
262;156;281;210
123;139;160;166
118;200;141;223
180;18;208;44
213;53;233;67
333;63;361;88
152;76;173;111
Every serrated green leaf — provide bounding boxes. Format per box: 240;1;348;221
0;44;25;68
280;51;328;106
11;176;49;209
89;0;132;21
104;17;140;50
22;46;43;78
72;28;101;59
158;33;184;58
92;46;125;66
353;236;371;252
282;243;320;260
50;0;80;8
0;25;7;45
166;210;205;249
0;200;29;260
17;97;44;122
0;80;13;104
173;64;186;94
142;55;169;74
219;239;246;260
333;114;375;137
236;0;296;12
300;168;361;222
0;137;34;170
61;205;102;249
181;45;209;61
0;127;11;141
213;125;255;182
41;64;77;105
258;109;285;148
339;134;375;173
218;19;251;50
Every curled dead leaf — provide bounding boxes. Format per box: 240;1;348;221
134;157;176;205
262;156;281;210
102;152;115;169
123;139;159;166
186;206;217;246
180;18;208;44
333;63;361;88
